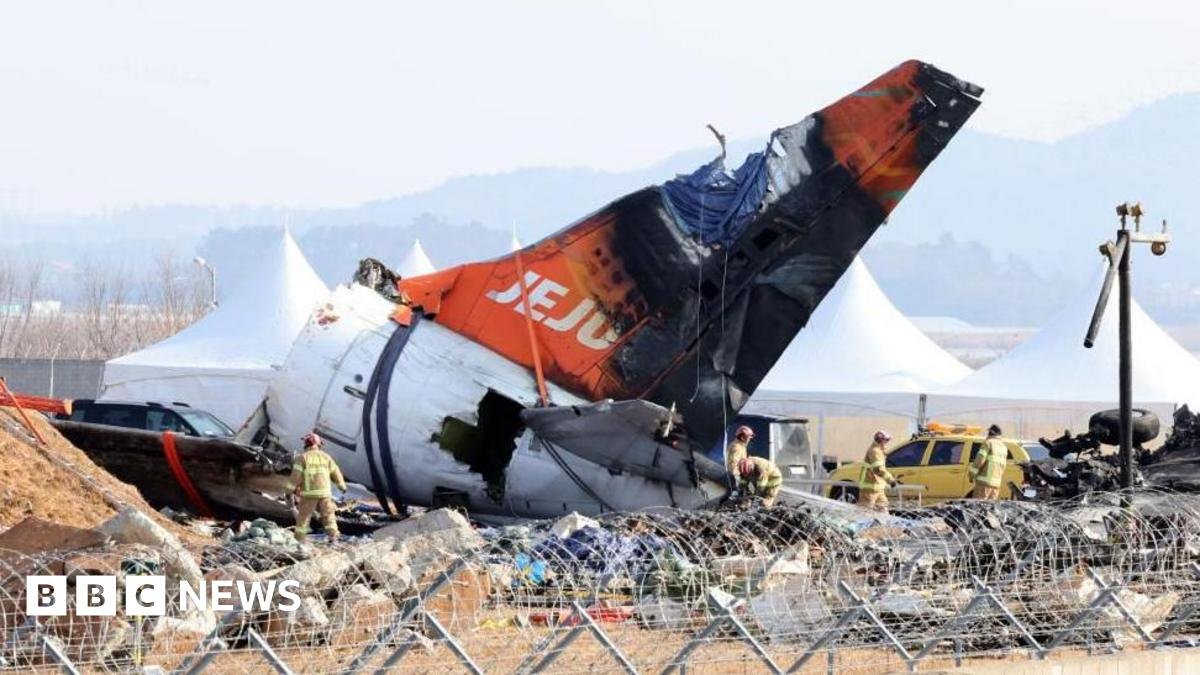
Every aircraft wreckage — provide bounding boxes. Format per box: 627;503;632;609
55;60;986;521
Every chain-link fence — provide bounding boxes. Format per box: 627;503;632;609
6;491;1200;673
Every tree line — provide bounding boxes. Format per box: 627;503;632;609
0;253;211;361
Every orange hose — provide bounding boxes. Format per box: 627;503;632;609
161;431;215;518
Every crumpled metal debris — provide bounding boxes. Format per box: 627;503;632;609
1142;406;1200;490
352;257;406;303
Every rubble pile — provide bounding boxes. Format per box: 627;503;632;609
0;507;482;670
5;496;1200;671
1027;407;1200;499
472;495;1200;651
1161;405;1200;457
1142;406;1200;491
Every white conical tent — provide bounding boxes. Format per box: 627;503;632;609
101;230;330;426
759;257;971;393
396;239;436;277
939;266;1200;406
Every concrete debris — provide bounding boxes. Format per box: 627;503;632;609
548;511;600;539
361;550;415;597
1063;506;1119;542
97;506;204;589
329;584;398;646
345;537;395;566
748;580;830;640
4;485;1200;671
1107;590;1180;644
63;551;122;577
203;564;260;585
152;613;215;639
373;507;474;540
1049;566;1101;608
709;546;809;590
273;551;354;593
265;595;329;645
703;587;739;612
0;516;106;554
763;547;810;583
150;612;217;659
374;508;483;570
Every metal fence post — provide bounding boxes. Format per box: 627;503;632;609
343;557;468;675
660;589;782;675
39;634;81;675
245;628;295;675
529;601;638;675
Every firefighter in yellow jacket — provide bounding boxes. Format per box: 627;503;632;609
725;425;755;490
857;430;898;512
737;456;783;507
288;432;348;542
969;424;1008;500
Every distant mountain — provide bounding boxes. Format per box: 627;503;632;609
876;93;1200;287
4;94;1198;324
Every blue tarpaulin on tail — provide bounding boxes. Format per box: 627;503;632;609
661;141;773;247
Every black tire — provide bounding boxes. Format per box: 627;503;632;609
1089;408;1160;446
830;486;859;504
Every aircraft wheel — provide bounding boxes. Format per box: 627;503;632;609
830;486;859;504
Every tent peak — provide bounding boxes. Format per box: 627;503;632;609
759;256;971;394
397;239;437;277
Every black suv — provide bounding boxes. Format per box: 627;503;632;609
57;400;236;439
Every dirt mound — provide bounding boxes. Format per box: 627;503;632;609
0;407;194;539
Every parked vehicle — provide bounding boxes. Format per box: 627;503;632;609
824;424;1032;503
55;400;236;439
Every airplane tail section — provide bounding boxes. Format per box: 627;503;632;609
401;60;981;450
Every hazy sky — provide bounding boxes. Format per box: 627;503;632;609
1;0;1197;214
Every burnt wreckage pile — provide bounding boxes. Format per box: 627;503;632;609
473;494;1200;658
1027;407;1200;499
1142;405;1200;490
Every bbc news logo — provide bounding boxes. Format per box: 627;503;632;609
26;576;302;617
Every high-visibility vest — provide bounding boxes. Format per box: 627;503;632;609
744;457;782;492
725;440;748;480
293;450;341;498
858;444;890;492
971;439;1008;488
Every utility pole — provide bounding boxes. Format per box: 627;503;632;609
1083;202;1170;496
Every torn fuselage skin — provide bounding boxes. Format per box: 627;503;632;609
435;390;525;503
266;284;723;520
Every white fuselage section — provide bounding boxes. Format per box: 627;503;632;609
266;284;723;520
